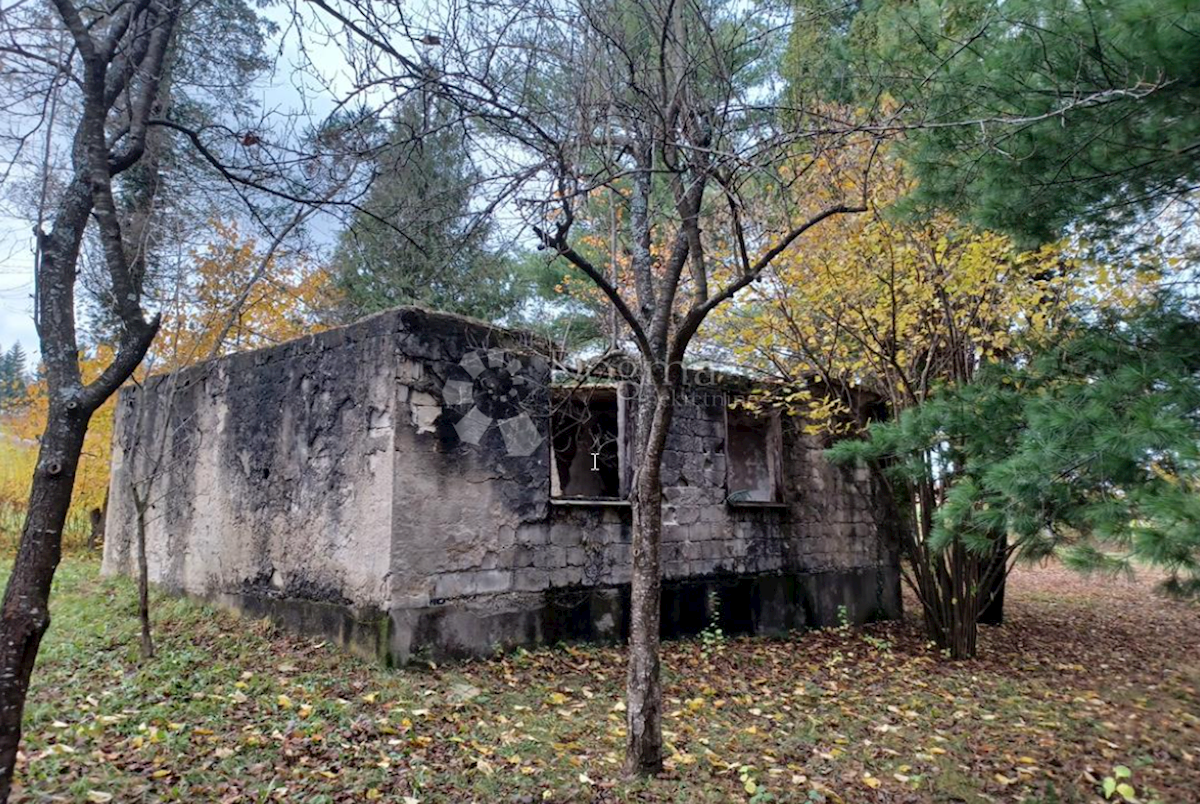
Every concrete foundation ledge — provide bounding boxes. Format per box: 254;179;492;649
204;566;900;665
213;592;391;665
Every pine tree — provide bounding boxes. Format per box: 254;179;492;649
828;296;1200;657
0;343;28;409
0;342;8;405
330;93;531;323
789;0;1200;244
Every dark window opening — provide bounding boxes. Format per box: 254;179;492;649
551;388;624;499
726;407;782;503
863;398;889;425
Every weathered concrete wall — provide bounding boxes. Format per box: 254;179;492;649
383;380;901;662
104;317;403;615
105;307;899;664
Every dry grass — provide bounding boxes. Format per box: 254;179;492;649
4;559;1198;803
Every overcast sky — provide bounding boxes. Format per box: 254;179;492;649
0;3;368;366
0;212;37;357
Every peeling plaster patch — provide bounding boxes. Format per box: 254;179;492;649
410;391;442;433
397;359;424;383
368;406;392;432
460;350;485;378
443;379;474;405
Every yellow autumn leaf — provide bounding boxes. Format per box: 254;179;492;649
705;145;1146;436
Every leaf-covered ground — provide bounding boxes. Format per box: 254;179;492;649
7;559;1198;803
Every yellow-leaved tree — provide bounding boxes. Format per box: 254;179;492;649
1;348;118;549
154;219;335;370
713;154;1153;429
708;151;1157;644
0;220;335;552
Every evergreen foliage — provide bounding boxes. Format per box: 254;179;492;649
829;297;1200;630
0;344;28;410
329;94;533;323
84;0;276;339
786;0;1200;244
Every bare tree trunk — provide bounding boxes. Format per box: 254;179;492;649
625;380;674;776
947;540;979;660
87;509;102;551
133;498;154;660
919;540;982;660
0;406;89;799
0;162;160;802
87;489;108;552
944;605;978;659
978;536;1007;626
900;476;990;659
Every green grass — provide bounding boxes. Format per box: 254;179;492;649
5;559;1200;803
0;500;96;555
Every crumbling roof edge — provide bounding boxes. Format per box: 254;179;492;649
129;304;556;395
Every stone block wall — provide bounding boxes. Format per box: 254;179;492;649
104;306;900;664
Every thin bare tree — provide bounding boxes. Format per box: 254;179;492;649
0;0;388;794
121;190;337;661
304;0;880;774
0;2;183;793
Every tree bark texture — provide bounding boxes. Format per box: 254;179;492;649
624;380;674;777
0;406;89;799
134;498;155;660
0;2;177;796
87;489;108;551
978;536;1007;626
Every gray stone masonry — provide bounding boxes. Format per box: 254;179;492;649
103;306;901;663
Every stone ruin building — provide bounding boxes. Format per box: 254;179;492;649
103;307;901;664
